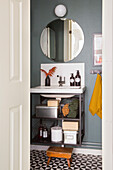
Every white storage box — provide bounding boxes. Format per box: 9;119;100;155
51;126;62;142
64;131;78;144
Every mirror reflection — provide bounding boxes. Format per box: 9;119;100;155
40;19;84;62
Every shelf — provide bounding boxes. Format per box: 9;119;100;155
31;90;85;147
32;114;80;121
32;111;84;121
32;135;81;146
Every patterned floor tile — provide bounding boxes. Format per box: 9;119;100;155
30;150;102;170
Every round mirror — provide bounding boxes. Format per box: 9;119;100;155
40;19;84;62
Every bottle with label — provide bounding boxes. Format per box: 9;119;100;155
75;70;81;86
38;124;43;139
43;125;48;139
70;73;74;86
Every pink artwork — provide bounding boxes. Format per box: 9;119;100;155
93;34;102;66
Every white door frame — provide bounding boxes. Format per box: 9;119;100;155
15;0;112;168
102;0;113;169
28;1;113;169
28;0;112;169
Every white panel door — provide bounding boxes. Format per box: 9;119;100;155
0;0;30;170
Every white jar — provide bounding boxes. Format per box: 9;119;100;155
51;126;62;142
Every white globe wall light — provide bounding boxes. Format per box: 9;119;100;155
54;4;67;17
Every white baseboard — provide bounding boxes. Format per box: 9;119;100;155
30;145;102;156
73;148;102;155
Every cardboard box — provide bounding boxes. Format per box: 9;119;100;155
47;100;59;107
63;121;79;131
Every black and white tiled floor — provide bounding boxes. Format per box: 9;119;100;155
30;150;102;170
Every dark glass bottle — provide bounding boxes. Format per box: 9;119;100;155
45;75;50;86
42;125;48;139
75;70;81;86
70;73;74;86
38;124;43;139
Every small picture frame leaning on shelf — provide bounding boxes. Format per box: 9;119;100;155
93;34;102;66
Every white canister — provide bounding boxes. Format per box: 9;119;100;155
51;126;62;142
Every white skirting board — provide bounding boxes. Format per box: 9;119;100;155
30;145;102;156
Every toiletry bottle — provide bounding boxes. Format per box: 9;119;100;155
70;73;74;86
38;124;43;139
75;70;81;86
43;125;48;139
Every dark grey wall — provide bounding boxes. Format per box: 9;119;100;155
31;0;102;145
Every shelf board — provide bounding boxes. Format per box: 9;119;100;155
32;135;81;146
32;115;80;121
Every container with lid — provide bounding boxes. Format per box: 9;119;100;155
38;124;43;139
70;73;74;86
51;126;62;142
43;125;48;139
75;70;81;86
36;105;58;118
64;130;78;144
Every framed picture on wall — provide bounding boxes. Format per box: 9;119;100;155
93;34;102;66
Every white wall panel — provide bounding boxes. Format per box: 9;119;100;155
10;105;22;170
10;0;23;81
